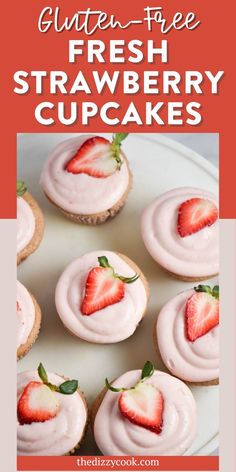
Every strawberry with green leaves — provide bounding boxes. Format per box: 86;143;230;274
106;361;164;434
81;256;139;315
65;133;129;178
17;363;78;425
185;285;219;342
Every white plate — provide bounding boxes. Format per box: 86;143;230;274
17;133;219;456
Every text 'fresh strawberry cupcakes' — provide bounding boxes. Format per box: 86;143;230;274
155;285;219;385
17;181;44;265
17;281;42;360
17;363;88;456
141;187;219;281
40;134;131;224
55;250;149;344
92;361;197;455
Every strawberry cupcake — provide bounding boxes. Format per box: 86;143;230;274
40;133;131;224
17;281;42;360
17;181;44;265
141;187;219;281
55;250;149;344
92;361;197;455
155;285;219;385
17;363;88;456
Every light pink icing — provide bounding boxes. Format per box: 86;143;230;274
55;251;147;343
94;369;197;455
141;187;219;278
17;197;35;254
157;289;219;382
17;281;35;349
17;371;87;456
40;135;130;215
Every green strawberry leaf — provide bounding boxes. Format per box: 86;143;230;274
141;361;154;380
212;285;219;299
59;380;78;395
118;273;140;284
105;378;130;392
194;284;219;299
38;363;48;383
194;285;212;294
98;256;111;269
113;133;129;146
17;181;27;197
106;361;155;394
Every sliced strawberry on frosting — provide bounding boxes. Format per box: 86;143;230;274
17;363;79;425
105;361;164;435
65;133;128;178
81;256;139;316
177;197;218;237
17;381;60;425
119;382;164;434
185;285;219;342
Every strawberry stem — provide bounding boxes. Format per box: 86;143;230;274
194;284;219;300
111;133;129;169
98;256;139;284
105;361;155;393
17;180;27;197
37;363;78;395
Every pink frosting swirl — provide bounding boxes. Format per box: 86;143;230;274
40;135;130;215
141;187;219;278
17;371;87;456
94;369;197;455
55;251;148;343
156;289;219;382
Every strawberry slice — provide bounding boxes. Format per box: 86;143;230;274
177;197;218;237
119;382;164;434
185;286;219;342
81;256;139;315
65;133;128;178
17;381;60;425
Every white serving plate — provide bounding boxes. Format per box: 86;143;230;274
17;133;219;456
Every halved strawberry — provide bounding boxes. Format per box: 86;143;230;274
177;198;218;237
81;256;139;316
17;381;60;425
119;382;164;434
185;286;219;342
65;133;128;178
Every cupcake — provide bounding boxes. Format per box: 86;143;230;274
155;285;219;385
141;187;219;281
55;250;149;344
17;363;88;456
92;361;197;455
40;134;131;224
17;280;42;360
17;181;44;265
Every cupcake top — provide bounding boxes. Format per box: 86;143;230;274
94;364;197;455
55;251;148;343
17;367;87;456
141;187;219;278
17;196;35;254
40;134;130;215
156;286;219;383
17;281;35;350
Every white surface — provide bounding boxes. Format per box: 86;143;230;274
17;133;219;456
